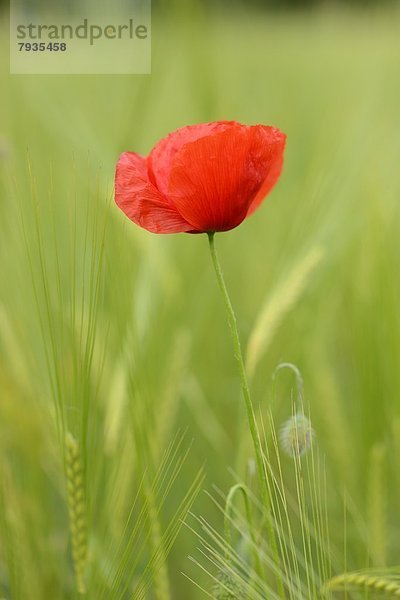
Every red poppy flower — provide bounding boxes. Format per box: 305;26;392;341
115;120;286;234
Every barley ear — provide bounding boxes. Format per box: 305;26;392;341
65;433;87;595
324;572;400;596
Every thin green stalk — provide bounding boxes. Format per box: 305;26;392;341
224;483;263;579
207;232;284;596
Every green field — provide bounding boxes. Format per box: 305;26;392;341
1;4;400;598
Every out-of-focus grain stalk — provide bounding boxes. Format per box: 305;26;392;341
65;433;87;595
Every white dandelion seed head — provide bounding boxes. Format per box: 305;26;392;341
280;412;315;457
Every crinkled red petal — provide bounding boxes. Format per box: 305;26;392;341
115;152;192;234
167;125;285;232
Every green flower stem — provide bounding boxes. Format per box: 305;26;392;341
224;483;263;578
207;232;284;596
207;233;265;499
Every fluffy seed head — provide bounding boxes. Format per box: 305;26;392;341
280;412;315;457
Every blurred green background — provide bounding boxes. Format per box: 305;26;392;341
1;1;400;598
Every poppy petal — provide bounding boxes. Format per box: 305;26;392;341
147;121;238;197
115;152;192;234
246;127;286;216
167;125;283;232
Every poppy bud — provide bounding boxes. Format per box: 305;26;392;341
280;412;315;457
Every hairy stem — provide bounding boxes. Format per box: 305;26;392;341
207;232;284;595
